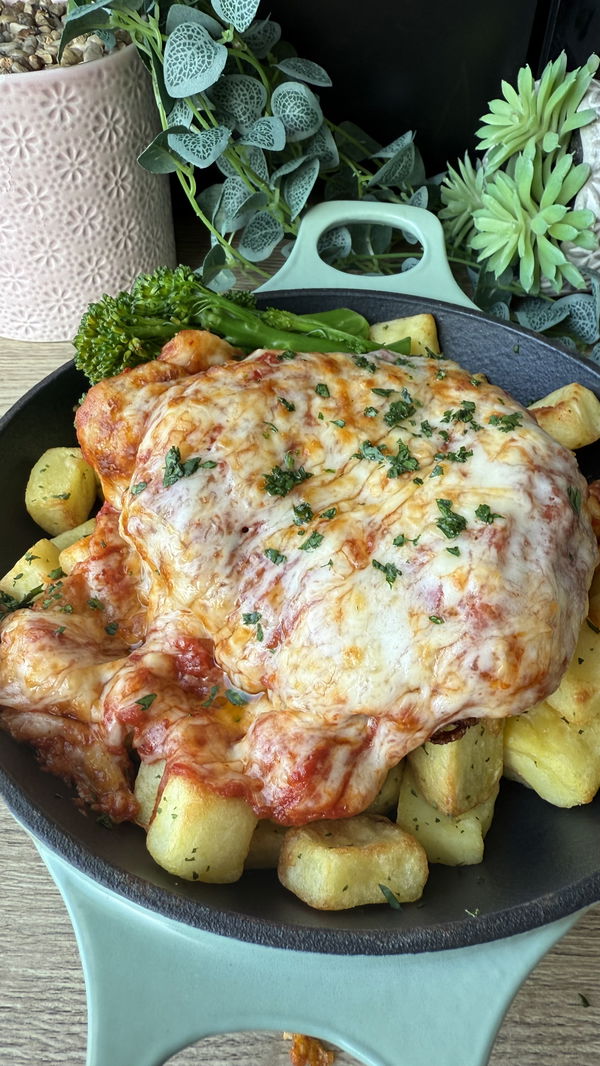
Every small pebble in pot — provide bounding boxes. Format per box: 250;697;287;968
0;0;129;74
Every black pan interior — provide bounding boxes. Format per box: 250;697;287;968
1;288;600;956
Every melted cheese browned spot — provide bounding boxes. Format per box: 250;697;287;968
0;338;597;824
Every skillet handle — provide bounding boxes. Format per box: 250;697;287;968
38;840;580;1066
256;200;478;310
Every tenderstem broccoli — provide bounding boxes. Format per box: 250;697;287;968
73;265;406;384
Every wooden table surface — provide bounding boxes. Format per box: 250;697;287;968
0;337;599;1066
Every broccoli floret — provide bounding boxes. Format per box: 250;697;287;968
73;265;205;385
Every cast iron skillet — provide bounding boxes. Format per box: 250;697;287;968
1;286;600;957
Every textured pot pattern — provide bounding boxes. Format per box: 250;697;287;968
0;45;176;341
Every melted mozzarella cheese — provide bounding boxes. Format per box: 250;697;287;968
1;338;597;824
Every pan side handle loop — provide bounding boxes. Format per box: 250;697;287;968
38;842;580;1066
256;201;478;310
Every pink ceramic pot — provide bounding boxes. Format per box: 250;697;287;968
0;44;176;341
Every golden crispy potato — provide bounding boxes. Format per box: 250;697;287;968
546;615;600;727
278;814;428;910
51;517;96;554
368;313;440;355
396;765;498;866
364;762;404;815
528;383;600;450
145;771;257;882
503;700;600;807
245;819;288;869
59;535;93;575
0;537;61;602
407;719;504;816
26;447;97;536
134;759;166;829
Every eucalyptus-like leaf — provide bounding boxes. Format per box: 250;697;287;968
275;56;332;87
239;115;287;151
348;223;371;257
216;175;265;232
165;4;223;36
323;164;358;201
554;293;599;344
270;156;308;185
515;297;570;333
210;0;260;32
241;18;282;58
370;223;393;256
488;301;511;321
282;157;320;220
137;129;187;174
163;23;228;99
59;1;113;56
95;28;116;49
333;120;381;162
373;130;414;159
317;225;352;262
238;211;284;261
198;183;224;222
271;81;323;143
201;243;228;285
208;75;267;132
208;267;237;293
167;99;194;129
168;125;231;168
368;142;416;189
304;123;339;171
410;186;429;209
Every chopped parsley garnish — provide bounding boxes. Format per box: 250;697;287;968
320;507;337;520
372;559;401;586
379;883;402;909
488;412;522;432
163;446;215;486
136;693;156;711
420;420;433;437
293;501;314;525
87;597;104;610
387;442;419;478
436;446;473;463
442;400;481;430
567;486;581;514
330;418;346;428
429;464;444;478
436;498;467;539
315;383;330;398
429;615;445;624
105;621;119;635
299;531;324;552
226;688;250;705
48;567;65;581
51;492;71;500
436;369;446;380
278;396;295;412
131;481;148;495
446;546;461;556
264;547;286;565
242;611;263;641
586;618;600;634
353;355;377;373
475;503;504;524
0;585;43;614
383;391;415;426
354;440;388;463
263;463;313;497
372;387;395;397
277;349;297;360
363;406;378;418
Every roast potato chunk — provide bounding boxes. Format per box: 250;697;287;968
528;383;600;450
134;759;166;829
503;700;600;807
51;517;96;553
26;447;97;536
364;762;404;815
0;537;61;601
145;771;257;882
368;313;440;355
545;615;600;727
407;719;504;816
396;765;498;866
278;814;428;910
